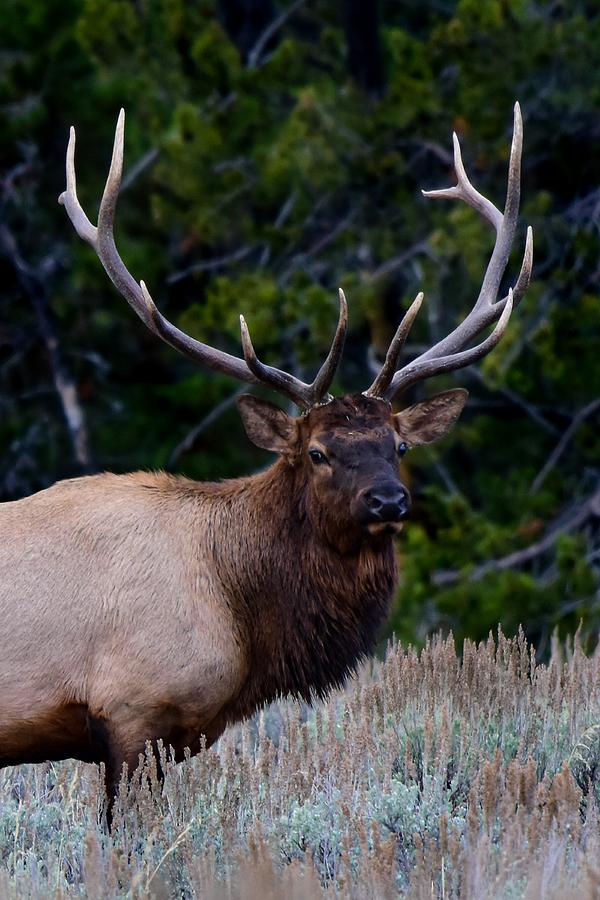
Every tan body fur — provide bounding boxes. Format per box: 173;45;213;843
0;472;246;769
0;393;416;805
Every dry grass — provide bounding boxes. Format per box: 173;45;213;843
2;629;600;898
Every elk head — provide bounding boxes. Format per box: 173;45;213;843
237;390;467;550
59;103;533;551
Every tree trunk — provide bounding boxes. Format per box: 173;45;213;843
342;0;385;96
217;0;277;62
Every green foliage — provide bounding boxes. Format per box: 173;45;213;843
1;0;599;648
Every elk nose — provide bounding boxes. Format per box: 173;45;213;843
362;483;411;522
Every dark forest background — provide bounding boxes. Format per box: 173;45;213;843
1;0;599;653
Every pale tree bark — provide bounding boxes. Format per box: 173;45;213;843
0;224;92;472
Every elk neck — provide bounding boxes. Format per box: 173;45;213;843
195;456;398;718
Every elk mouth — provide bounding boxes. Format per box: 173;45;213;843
366;521;404;536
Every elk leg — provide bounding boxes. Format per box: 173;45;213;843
102;734;168;830
99;706;230;828
103;758;121;831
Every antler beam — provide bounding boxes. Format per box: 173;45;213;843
366;103;533;401
59;110;346;410
60;105;532;412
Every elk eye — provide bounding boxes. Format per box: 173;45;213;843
397;442;408;457
308;448;328;465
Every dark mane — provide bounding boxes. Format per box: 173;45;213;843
206;454;397;721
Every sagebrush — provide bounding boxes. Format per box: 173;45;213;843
1;630;600;898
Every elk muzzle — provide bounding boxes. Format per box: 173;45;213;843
359;482;411;534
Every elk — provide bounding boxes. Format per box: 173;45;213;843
0;104;532;820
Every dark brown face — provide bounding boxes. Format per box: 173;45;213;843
300;395;410;540
237;389;468;551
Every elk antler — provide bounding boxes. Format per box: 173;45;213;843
365;103;533;402
59;110;346;410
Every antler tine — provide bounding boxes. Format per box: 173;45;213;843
369;103;531;403
239;315;312;409
240;287;349;410
422;102;522;327
511;224;533;308
310;288;348;403
472;223;532;324
59;127;98;245
384;289;514;400
91;110;159;330
60;110;354;406
471;100;523;315
364;292;424;398
423;132;503;231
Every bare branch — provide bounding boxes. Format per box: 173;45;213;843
530;399;600;493
167;386;247;469
466;367;559;436
167;244;255;285
278;204;361;289
433;488;600;587
366;240;430;284
120;146;159;192
246;0;307;70
0;224;92;471
399;138;454;168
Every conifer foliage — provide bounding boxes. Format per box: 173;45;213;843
1;0;599;648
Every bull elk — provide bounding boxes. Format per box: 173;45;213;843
0;104;532;821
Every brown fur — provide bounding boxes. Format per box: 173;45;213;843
0;390;465;817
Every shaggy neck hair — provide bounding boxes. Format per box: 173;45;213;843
200;457;397;719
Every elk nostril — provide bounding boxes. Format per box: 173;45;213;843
364;491;383;511
397;488;411;516
363;484;410;522
397;499;409;518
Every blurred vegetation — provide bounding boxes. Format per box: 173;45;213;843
1;0;599;651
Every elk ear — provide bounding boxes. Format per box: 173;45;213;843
237;395;298;454
394;389;468;446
